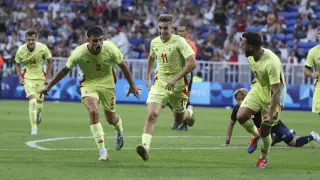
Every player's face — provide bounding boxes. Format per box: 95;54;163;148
88;35;103;54
240;38;253;57
177;26;187;38
158;21;172;41
26;34;37;50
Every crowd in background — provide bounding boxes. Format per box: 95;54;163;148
0;0;320;77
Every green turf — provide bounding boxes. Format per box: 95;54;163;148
0;100;320;180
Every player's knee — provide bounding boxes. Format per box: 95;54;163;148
107;116;118;125
88;108;99;118
236;112;248;124
29;98;37;110
147;111;159;122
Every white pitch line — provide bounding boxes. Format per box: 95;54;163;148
23;136;291;151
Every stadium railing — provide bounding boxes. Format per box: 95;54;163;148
50;57;314;86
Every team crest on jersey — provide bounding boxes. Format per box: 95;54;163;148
167;46;172;51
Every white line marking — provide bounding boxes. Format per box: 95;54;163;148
22;136;291;151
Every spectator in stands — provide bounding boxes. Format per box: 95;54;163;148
294;24;307;41
298;0;314;18
279;41;289;63
264;13;283;33
110;26;130;58
306;19;318;41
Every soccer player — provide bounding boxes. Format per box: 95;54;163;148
38;26;140;161
237;32;286;168
171;21;198;131
136;14;197;161
15;29;53;135
304;29;320;115
223;88;320;147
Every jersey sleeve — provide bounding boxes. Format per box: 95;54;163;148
266;61;281;85
43;45;52;60
149;40;156;58
15;47;23;64
188;40;197;57
230;106;239;122
178;37;194;59
108;41;124;65
66;49;79;69
305;48;315;68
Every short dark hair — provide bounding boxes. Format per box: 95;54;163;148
87;26;104;38
179;19;190;29
242;32;263;47
158;14;174;23
26;29;37;37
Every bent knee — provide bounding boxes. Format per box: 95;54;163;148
147;111;159;122
88;109;99;117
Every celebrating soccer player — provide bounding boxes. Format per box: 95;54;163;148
38;26;140;161
237;32;286;168
136;14;197;161
304;28;320;116
15;29;53;135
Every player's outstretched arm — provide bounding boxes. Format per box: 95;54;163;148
224;120;236;146
117;60;141;99
37;66;70;97
145;55;156;90
166;55;197;90
15;63;24;85
45;58;53;85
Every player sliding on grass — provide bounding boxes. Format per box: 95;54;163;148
136;14;197;161
223;88;320;148
237;32;286;168
38;26;140;161
15;29;53;135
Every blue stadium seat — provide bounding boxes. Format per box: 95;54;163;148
276;33;286;41
121;0;133;9
286;19;297;26
314;5;320;12
201;32;209;39
287;5;299;12
286;26;295;33
298;41;318;49
245;26;263;32
129;38;141;46
203;25;219;32
35;3;49;11
278;12;289;18
301;19;310;25
287;40;295;48
288;12;299;19
285;34;294;41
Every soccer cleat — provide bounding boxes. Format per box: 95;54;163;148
136;144;149;161
177;122;188;131
36;111;42;125
311;131;320;144
290;129;296;136
254;158;268;168
115;132;124;150
248;136;260;154
187;105;195;127
98;148;110;161
171;122;179;130
31;128;37;135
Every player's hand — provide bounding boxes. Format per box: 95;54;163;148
44;78;50;85
19;77;24;85
37;86;50;98
126;85;141;100
263;113;272;124
311;72;320;79
146;79;151;91
166;76;178;91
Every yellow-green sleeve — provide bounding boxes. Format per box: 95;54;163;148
43;45;52;60
267;62;281;85
66;49;78;69
108;42;124;64
15;47;22;64
178;37;194;59
305;48;315;68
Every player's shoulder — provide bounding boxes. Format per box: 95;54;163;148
151;36;162;44
36;42;48;48
16;43;27;53
102;40;119;51
70;43;88;58
263;48;281;64
308;45;320;54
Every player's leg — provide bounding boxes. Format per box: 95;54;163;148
169;90;194;129
24;79;38;135
169;103;180;130
99;88;124;150
237;91;260;153
137;85;167;161
271;120;294;146
312;87;320;114
81;87;109;161
35;80;45;124
177;74;194;131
